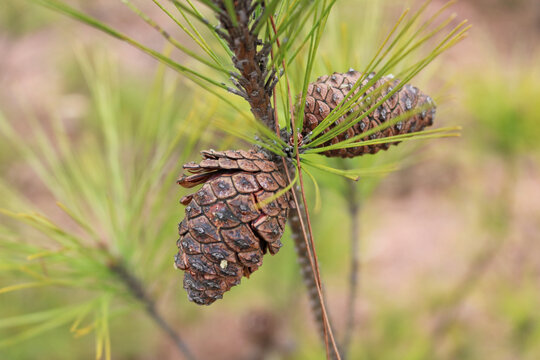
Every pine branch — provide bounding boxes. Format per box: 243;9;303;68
212;0;277;130
287;188;341;360
109;262;197;360
281;152;341;359
292;148;342;359
341;166;361;358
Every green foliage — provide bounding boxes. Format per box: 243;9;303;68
362;307;431;360
0;52;221;359
0;1;54;35
497;285;540;358
464;57;540;158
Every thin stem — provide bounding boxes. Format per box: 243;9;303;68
341;162;361;358
429;161;515;357
288;199;330;351
214;0;276;129
109;262;197;360
152;0;223;66
283;162;341;360
294;157;342;359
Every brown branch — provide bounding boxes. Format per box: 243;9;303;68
287;196;340;360
110;262;197;360
293;157;342;360
342;171;361;358
283;163;341;360
214;0;276;129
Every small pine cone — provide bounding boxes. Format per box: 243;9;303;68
175;149;291;305
302;70;436;158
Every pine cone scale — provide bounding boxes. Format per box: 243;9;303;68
221;225;260;252
210;176;237;199
198;159;220;169
192;184;218;205
185;200;202;218
179;234;201;255
237;159;260;172
217;158;238;169
231;173;259;193
225;194;260;222
188;216;220;243
255;173;280;191
203;202;241;228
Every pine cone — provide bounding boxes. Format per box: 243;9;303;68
302;70;436;158
175;149;291;305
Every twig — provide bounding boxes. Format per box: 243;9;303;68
283;162;341;360
287;195;340;360
429;163;516;356
213;0;277;129
431;237;504;338
341;164;361;358
110;262;197;360
293;156;342;360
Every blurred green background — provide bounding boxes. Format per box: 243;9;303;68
1;0;540;359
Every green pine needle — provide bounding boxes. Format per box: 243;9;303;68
31;0;229;90
304;126;461;154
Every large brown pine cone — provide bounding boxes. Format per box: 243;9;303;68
175;149;291;305
302;70;436;158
